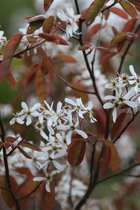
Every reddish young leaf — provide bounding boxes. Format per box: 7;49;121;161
57;51;77;63
84;23;101;43
119;0;137;18
20;140;41;151
4;136;16;148
17;176;39;197
128;0;140;11
110;7;129;19
108;32;128;49
122;18;137;32
17;145;32;159
39;33;69;45
38;47;55;75
6;72;16;89
111;111;133;141
27;17;45;34
0;33;23;82
42;16;54;33
44;0;54;12
78;44;92;51
34;69;52;100
67;136;86;167
40;182;55;210
106;141;120;172
94;109;106;138
16;167;33;177
100;51;117;64
23;64;39;85
85;0;107;26
0;175;19;208
100;143;111;176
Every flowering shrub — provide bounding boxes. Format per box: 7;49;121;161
0;0;140;210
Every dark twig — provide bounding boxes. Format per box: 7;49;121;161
118;24;140;74
97;162;140;185
101;0;118;13
74;142;103;210
14;40;46;58
113;111;139;143
57;75;95;95
0;117;21;210
18;182;42;200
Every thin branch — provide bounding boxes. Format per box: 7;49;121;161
14;40;46;58
97;162;140;185
89;143;96;185
57;75;95;95
101;0;118;13
113;111;139;143
118;24;140;74
74;142;103;210
18;182;42;200
0;117;21;210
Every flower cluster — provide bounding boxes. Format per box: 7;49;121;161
57;8;81;37
103;65;140;122
0;30;7;48
10;98;96;191
55;170;87;209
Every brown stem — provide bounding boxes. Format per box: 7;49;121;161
101;0;118;13
57;75;95;95
113;111;139;143
118;24;140;74
97;162;140;185
18;182;42;200
74;142;103;210
0;117;21;210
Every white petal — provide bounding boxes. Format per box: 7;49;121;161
56;102;62;114
26;116;32;126
76;129;88;139
66;8;74;18
45;183;50;192
124;100;138;108
57;10;67;22
65;98;76;106
103;102;114;109
30;103;41;111
104;95;116;100
53;160;63;170
66;130;72;145
33;177;46;182
40;130;48;140
66;25;73;37
16;118;25;124
129;65;137;77
21;102;28;110
112;108;117;123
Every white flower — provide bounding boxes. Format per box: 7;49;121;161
57;8;81;37
34;121;48;141
57;112;87;145
43;101;63;127
65;97;96;123
129;65;140;93
105;74;129;90
33;170;58;192
0;30;7;48
10;112;25;125
55;171;87;209
103;88;137;122
19;102;41;126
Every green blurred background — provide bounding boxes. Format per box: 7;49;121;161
0;0;36;36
